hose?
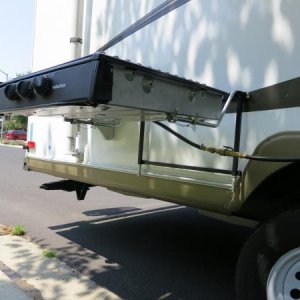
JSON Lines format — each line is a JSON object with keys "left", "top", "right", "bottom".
{"left": 153, "top": 121, "right": 300, "bottom": 163}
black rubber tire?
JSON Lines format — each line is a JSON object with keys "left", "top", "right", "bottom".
{"left": 235, "top": 209, "right": 300, "bottom": 300}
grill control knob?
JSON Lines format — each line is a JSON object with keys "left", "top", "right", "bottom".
{"left": 4, "top": 83, "right": 20, "bottom": 100}
{"left": 16, "top": 80, "right": 34, "bottom": 98}
{"left": 31, "top": 76, "right": 52, "bottom": 96}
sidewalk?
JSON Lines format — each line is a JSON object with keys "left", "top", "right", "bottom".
{"left": 0, "top": 226, "right": 120, "bottom": 300}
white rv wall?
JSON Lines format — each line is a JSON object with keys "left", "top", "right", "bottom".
{"left": 89, "top": 0, "right": 299, "bottom": 92}
{"left": 32, "top": 0, "right": 300, "bottom": 92}
{"left": 86, "top": 0, "right": 300, "bottom": 171}
{"left": 32, "top": 0, "right": 84, "bottom": 71}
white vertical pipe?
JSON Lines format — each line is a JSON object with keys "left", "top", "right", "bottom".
{"left": 70, "top": 0, "right": 84, "bottom": 59}
{"left": 82, "top": 0, "right": 93, "bottom": 56}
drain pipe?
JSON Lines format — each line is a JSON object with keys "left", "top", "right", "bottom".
{"left": 70, "top": 0, "right": 84, "bottom": 59}
{"left": 82, "top": 0, "right": 93, "bottom": 56}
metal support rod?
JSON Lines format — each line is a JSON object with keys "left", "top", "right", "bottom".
{"left": 98, "top": 0, "right": 191, "bottom": 52}
{"left": 197, "top": 90, "right": 244, "bottom": 127}
{"left": 232, "top": 94, "right": 244, "bottom": 176}
{"left": 138, "top": 121, "right": 145, "bottom": 165}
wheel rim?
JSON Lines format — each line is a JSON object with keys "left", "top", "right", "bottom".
{"left": 267, "top": 248, "right": 300, "bottom": 300}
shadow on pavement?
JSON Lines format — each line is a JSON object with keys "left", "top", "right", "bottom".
{"left": 82, "top": 207, "right": 141, "bottom": 217}
{"left": 49, "top": 207, "right": 252, "bottom": 300}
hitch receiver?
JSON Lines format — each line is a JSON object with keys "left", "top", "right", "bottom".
{"left": 40, "top": 180, "right": 94, "bottom": 200}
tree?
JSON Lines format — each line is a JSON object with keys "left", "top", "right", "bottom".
{"left": 4, "top": 115, "right": 28, "bottom": 130}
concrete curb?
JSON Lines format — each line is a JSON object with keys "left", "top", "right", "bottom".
{"left": 0, "top": 233, "right": 121, "bottom": 300}
{"left": 0, "top": 143, "right": 24, "bottom": 149}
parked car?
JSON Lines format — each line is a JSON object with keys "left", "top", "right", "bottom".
{"left": 5, "top": 130, "right": 27, "bottom": 140}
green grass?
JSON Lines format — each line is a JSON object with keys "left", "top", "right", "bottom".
{"left": 11, "top": 225, "right": 26, "bottom": 236}
{"left": 42, "top": 249, "right": 57, "bottom": 258}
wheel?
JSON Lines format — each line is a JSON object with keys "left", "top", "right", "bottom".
{"left": 235, "top": 209, "right": 300, "bottom": 300}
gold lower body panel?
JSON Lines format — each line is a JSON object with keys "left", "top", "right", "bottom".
{"left": 26, "top": 157, "right": 233, "bottom": 214}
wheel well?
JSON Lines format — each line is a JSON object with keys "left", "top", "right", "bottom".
{"left": 235, "top": 162, "right": 300, "bottom": 221}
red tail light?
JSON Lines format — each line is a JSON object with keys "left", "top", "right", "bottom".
{"left": 27, "top": 141, "right": 36, "bottom": 149}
